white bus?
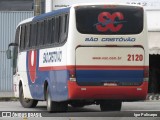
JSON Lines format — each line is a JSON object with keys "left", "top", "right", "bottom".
{"left": 44, "top": 0, "right": 160, "bottom": 100}
{"left": 7, "top": 3, "right": 149, "bottom": 112}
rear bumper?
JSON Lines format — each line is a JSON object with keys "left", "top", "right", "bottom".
{"left": 68, "top": 81, "right": 148, "bottom": 101}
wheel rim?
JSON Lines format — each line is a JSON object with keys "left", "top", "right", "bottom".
{"left": 21, "top": 88, "right": 31, "bottom": 103}
{"left": 47, "top": 89, "right": 51, "bottom": 111}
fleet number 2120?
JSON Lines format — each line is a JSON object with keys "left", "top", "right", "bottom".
{"left": 127, "top": 54, "right": 143, "bottom": 61}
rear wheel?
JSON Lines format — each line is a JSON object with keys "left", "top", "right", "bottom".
{"left": 19, "top": 86, "right": 38, "bottom": 108}
{"left": 46, "top": 86, "right": 68, "bottom": 112}
{"left": 100, "top": 100, "right": 122, "bottom": 111}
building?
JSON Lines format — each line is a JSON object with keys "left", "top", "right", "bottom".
{"left": 0, "top": 0, "right": 33, "bottom": 11}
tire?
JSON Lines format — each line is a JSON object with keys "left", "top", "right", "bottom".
{"left": 46, "top": 86, "right": 68, "bottom": 112}
{"left": 70, "top": 102, "right": 85, "bottom": 108}
{"left": 46, "top": 86, "right": 53, "bottom": 112}
{"left": 19, "top": 86, "right": 38, "bottom": 108}
{"left": 100, "top": 101, "right": 122, "bottom": 111}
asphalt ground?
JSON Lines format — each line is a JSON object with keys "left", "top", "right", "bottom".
{"left": 0, "top": 101, "right": 160, "bottom": 120}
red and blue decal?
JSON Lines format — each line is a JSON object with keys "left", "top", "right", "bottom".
{"left": 75, "top": 65, "right": 145, "bottom": 84}
{"left": 28, "top": 50, "right": 37, "bottom": 83}
{"left": 26, "top": 50, "right": 69, "bottom": 101}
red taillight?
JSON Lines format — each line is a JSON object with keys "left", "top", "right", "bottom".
{"left": 144, "top": 66, "right": 149, "bottom": 81}
{"left": 68, "top": 66, "right": 76, "bottom": 81}
{"left": 69, "top": 69, "right": 75, "bottom": 78}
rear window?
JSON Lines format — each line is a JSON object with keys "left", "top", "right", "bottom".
{"left": 75, "top": 5, "right": 143, "bottom": 35}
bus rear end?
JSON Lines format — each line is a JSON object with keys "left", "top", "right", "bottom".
{"left": 67, "top": 4, "right": 149, "bottom": 110}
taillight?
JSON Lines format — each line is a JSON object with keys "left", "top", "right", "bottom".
{"left": 69, "top": 66, "right": 76, "bottom": 81}
{"left": 144, "top": 66, "right": 149, "bottom": 81}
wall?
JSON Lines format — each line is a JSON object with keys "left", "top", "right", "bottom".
{"left": 0, "top": 11, "right": 33, "bottom": 97}
{"left": 46, "top": 0, "right": 160, "bottom": 12}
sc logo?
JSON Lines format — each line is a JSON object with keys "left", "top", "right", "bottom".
{"left": 96, "top": 12, "right": 125, "bottom": 32}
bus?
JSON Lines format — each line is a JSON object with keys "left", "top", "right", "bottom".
{"left": 7, "top": 3, "right": 149, "bottom": 112}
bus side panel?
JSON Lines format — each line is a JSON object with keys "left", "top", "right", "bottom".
{"left": 25, "top": 47, "right": 69, "bottom": 101}
{"left": 17, "top": 52, "right": 32, "bottom": 99}
{"left": 25, "top": 50, "right": 44, "bottom": 100}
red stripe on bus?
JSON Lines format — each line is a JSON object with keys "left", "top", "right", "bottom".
{"left": 39, "top": 65, "right": 149, "bottom": 71}
{"left": 39, "top": 65, "right": 74, "bottom": 71}
{"left": 76, "top": 65, "right": 148, "bottom": 70}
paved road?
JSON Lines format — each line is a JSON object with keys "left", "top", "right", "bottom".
{"left": 0, "top": 101, "right": 160, "bottom": 120}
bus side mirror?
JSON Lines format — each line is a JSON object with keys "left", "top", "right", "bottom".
{"left": 6, "top": 49, "right": 12, "bottom": 59}
{"left": 6, "top": 43, "right": 18, "bottom": 59}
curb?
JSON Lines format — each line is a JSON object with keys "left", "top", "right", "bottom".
{"left": 0, "top": 97, "right": 18, "bottom": 101}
